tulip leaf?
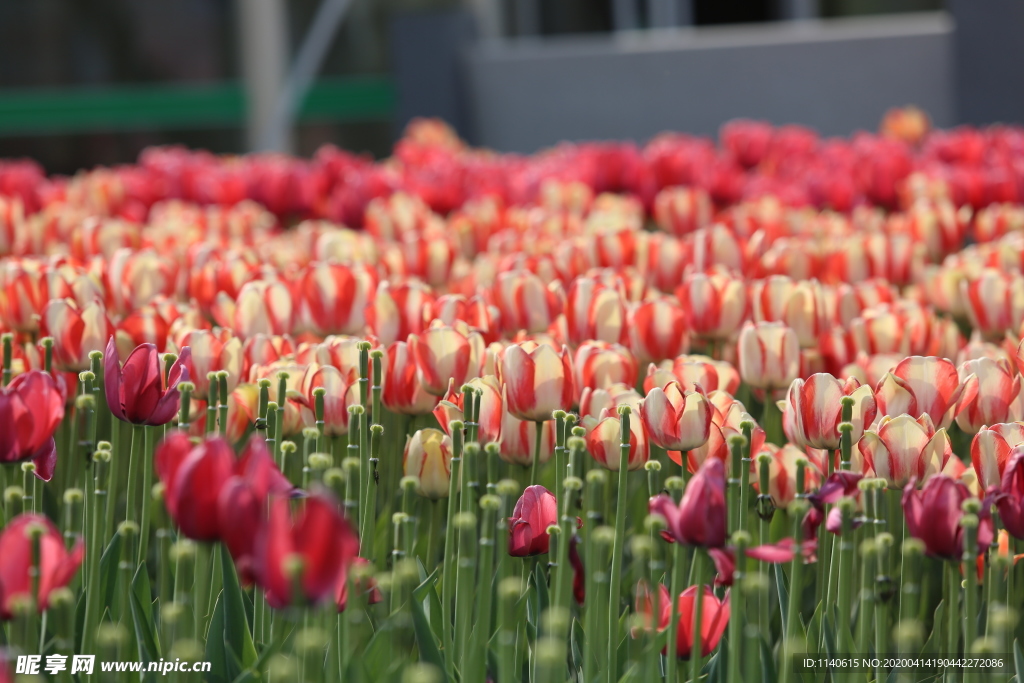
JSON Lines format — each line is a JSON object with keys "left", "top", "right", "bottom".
{"left": 922, "top": 600, "right": 944, "bottom": 655}
{"left": 533, "top": 560, "right": 550, "bottom": 614}
{"left": 806, "top": 600, "right": 823, "bottom": 656}
{"left": 98, "top": 529, "right": 123, "bottom": 611}
{"left": 774, "top": 563, "right": 789, "bottom": 629}
{"left": 570, "top": 618, "right": 585, "bottom": 677}
{"left": 707, "top": 640, "right": 724, "bottom": 683}
{"left": 410, "top": 572, "right": 447, "bottom": 678}
{"left": 205, "top": 593, "right": 243, "bottom": 683}
{"left": 129, "top": 563, "right": 161, "bottom": 667}
{"left": 759, "top": 633, "right": 778, "bottom": 683}
{"left": 1014, "top": 639, "right": 1024, "bottom": 683}
{"left": 219, "top": 546, "right": 258, "bottom": 669}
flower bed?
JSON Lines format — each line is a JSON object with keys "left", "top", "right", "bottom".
{"left": 0, "top": 109, "right": 1023, "bottom": 682}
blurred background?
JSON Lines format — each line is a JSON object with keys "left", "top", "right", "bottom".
{"left": 0, "top": 0, "right": 1016, "bottom": 173}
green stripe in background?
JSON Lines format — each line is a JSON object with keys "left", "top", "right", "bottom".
{"left": 0, "top": 76, "right": 395, "bottom": 135}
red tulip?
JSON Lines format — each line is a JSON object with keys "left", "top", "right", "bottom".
{"left": 584, "top": 407, "right": 650, "bottom": 472}
{"left": 366, "top": 280, "right": 435, "bottom": 347}
{"left": 498, "top": 386, "right": 556, "bottom": 466}
{"left": 971, "top": 422, "right": 1024, "bottom": 492}
{"left": 961, "top": 268, "right": 1024, "bottom": 341}
{"left": 433, "top": 375, "right": 503, "bottom": 445}
{"left": 996, "top": 447, "right": 1024, "bottom": 539}
{"left": 104, "top": 337, "right": 191, "bottom": 426}
{"left": 653, "top": 186, "right": 713, "bottom": 236}
{"left": 0, "top": 513, "right": 84, "bottom": 618}
{"left": 508, "top": 485, "right": 559, "bottom": 556}
{"left": 493, "top": 269, "right": 564, "bottom": 335}
{"left": 859, "top": 414, "right": 953, "bottom": 488}
{"left": 382, "top": 340, "right": 440, "bottom": 416}
{"left": 902, "top": 474, "right": 992, "bottom": 560}
{"left": 640, "top": 380, "right": 713, "bottom": 452}
{"left": 673, "top": 586, "right": 730, "bottom": 659}
{"left": 254, "top": 493, "right": 360, "bottom": 608}
{"left": 737, "top": 321, "right": 799, "bottom": 392}
{"left": 500, "top": 341, "right": 574, "bottom": 423}
{"left": 643, "top": 355, "right": 740, "bottom": 395}
{"left": 410, "top": 324, "right": 484, "bottom": 397}
{"left": 649, "top": 458, "right": 726, "bottom": 548}
{"left": 892, "top": 356, "right": 976, "bottom": 428}
{"left": 40, "top": 297, "right": 115, "bottom": 372}
{"left": 676, "top": 269, "right": 746, "bottom": 341}
{"left": 573, "top": 341, "right": 638, "bottom": 402}
{"left": 707, "top": 538, "right": 804, "bottom": 586}
{"left": 334, "top": 557, "right": 383, "bottom": 612}
{"left": 297, "top": 262, "right": 378, "bottom": 336}
{"left": 300, "top": 363, "right": 360, "bottom": 436}
{"left": 781, "top": 374, "right": 876, "bottom": 450}
{"left": 628, "top": 297, "right": 688, "bottom": 364}
{"left": 212, "top": 279, "right": 294, "bottom": 339}
{"left": 633, "top": 580, "right": 672, "bottom": 634}
{"left": 173, "top": 328, "right": 242, "bottom": 401}
{"left": 955, "top": 358, "right": 1022, "bottom": 434}
{"left": 750, "top": 444, "right": 824, "bottom": 509}
{"left": 563, "top": 275, "right": 629, "bottom": 345}
{"left": 0, "top": 370, "right": 65, "bottom": 481}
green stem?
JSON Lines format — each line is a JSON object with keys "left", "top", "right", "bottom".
{"left": 467, "top": 498, "right": 499, "bottom": 683}
{"left": 690, "top": 549, "right": 706, "bottom": 683}
{"left": 441, "top": 439, "right": 463, "bottom": 678}
{"left": 137, "top": 426, "right": 155, "bottom": 565}
{"left": 124, "top": 423, "right": 144, "bottom": 563}
{"left": 530, "top": 420, "right": 544, "bottom": 487}
{"left": 667, "top": 540, "right": 685, "bottom": 683}
{"left": 454, "top": 512, "right": 477, "bottom": 673}
{"left": 606, "top": 408, "right": 631, "bottom": 679}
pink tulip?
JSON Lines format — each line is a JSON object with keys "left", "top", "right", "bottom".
{"left": 955, "top": 358, "right": 1021, "bottom": 434}
{"left": 858, "top": 414, "right": 953, "bottom": 488}
{"left": 970, "top": 422, "right": 1024, "bottom": 491}
{"left": 584, "top": 407, "right": 650, "bottom": 472}
{"left": 781, "top": 373, "right": 876, "bottom": 450}
{"left": 640, "top": 381, "right": 713, "bottom": 452}
{"left": 891, "top": 356, "right": 977, "bottom": 427}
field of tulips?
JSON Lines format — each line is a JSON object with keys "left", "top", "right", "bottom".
{"left": 5, "top": 108, "right": 1024, "bottom": 682}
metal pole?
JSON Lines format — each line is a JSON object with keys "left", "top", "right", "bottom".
{"left": 261, "top": 0, "right": 354, "bottom": 153}
{"left": 236, "top": 0, "right": 290, "bottom": 153}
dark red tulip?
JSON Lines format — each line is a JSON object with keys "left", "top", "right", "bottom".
{"left": 334, "top": 557, "right": 383, "bottom": 612}
{"left": 0, "top": 514, "right": 84, "bottom": 619}
{"left": 509, "top": 485, "right": 559, "bottom": 557}
{"left": 104, "top": 336, "right": 191, "bottom": 425}
{"left": 801, "top": 470, "right": 864, "bottom": 540}
{"left": 675, "top": 586, "right": 730, "bottom": 659}
{"left": 569, "top": 537, "right": 585, "bottom": 605}
{"left": 902, "top": 475, "right": 993, "bottom": 560}
{"left": 254, "top": 492, "right": 360, "bottom": 608}
{"left": 0, "top": 370, "right": 65, "bottom": 481}
{"left": 155, "top": 433, "right": 292, "bottom": 567}
{"left": 649, "top": 458, "right": 727, "bottom": 548}
{"left": 995, "top": 447, "right": 1024, "bottom": 540}
{"left": 707, "top": 538, "right": 806, "bottom": 586}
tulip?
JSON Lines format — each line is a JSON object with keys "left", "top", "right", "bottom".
{"left": 996, "top": 447, "right": 1024, "bottom": 539}
{"left": 573, "top": 341, "right": 638, "bottom": 402}
{"left": 971, "top": 422, "right": 1024, "bottom": 492}
{"left": 0, "top": 514, "right": 85, "bottom": 618}
{"left": 649, "top": 458, "right": 727, "bottom": 548}
{"left": 298, "top": 262, "right": 378, "bottom": 336}
{"left": 174, "top": 328, "right": 242, "bottom": 401}
{"left": 628, "top": 296, "right": 688, "bottom": 364}
{"left": 653, "top": 186, "right": 713, "bottom": 236}
{"left": 584, "top": 408, "right": 650, "bottom": 472}
{"left": 403, "top": 428, "right": 454, "bottom": 499}
{"left": 366, "top": 280, "right": 435, "bottom": 347}
{"left": 902, "top": 474, "right": 992, "bottom": 560}
{"left": 0, "top": 259, "right": 72, "bottom": 334}
{"left": 858, "top": 414, "right": 953, "bottom": 488}
{"left": 873, "top": 371, "right": 917, "bottom": 419}
{"left": 751, "top": 443, "right": 824, "bottom": 508}
{"left": 0, "top": 370, "right": 65, "bottom": 481}
{"left": 334, "top": 557, "right": 383, "bottom": 612}
{"left": 309, "top": 335, "right": 369, "bottom": 381}
{"left": 579, "top": 383, "right": 642, "bottom": 421}
{"left": 848, "top": 303, "right": 928, "bottom": 357}
{"left": 961, "top": 268, "right": 1024, "bottom": 341}
{"left": 115, "top": 304, "right": 170, "bottom": 360}
{"left": 247, "top": 361, "right": 313, "bottom": 436}
{"left": 410, "top": 324, "right": 484, "bottom": 397}
{"left": 508, "top": 485, "right": 558, "bottom": 556}
{"left": 254, "top": 493, "right": 360, "bottom": 608}
{"left": 106, "top": 248, "right": 178, "bottom": 315}
{"left": 673, "top": 587, "right": 730, "bottom": 659}
{"left": 155, "top": 433, "right": 291, "bottom": 547}
{"left": 433, "top": 375, "right": 503, "bottom": 445}
{"left": 498, "top": 393, "right": 555, "bottom": 466}
{"left": 640, "top": 381, "right": 713, "bottom": 452}
{"left": 563, "top": 276, "right": 629, "bottom": 345}
{"left": 737, "top": 321, "right": 800, "bottom": 391}
{"left": 382, "top": 341, "right": 440, "bottom": 416}
{"left": 493, "top": 269, "right": 564, "bottom": 335}
{"left": 104, "top": 337, "right": 191, "bottom": 426}
{"left": 643, "top": 355, "right": 740, "bottom": 395}
{"left": 707, "top": 538, "right": 807, "bottom": 586}
{"left": 500, "top": 341, "right": 574, "bottom": 423}
{"left": 39, "top": 298, "right": 115, "bottom": 372}
{"left": 781, "top": 374, "right": 876, "bottom": 450}
{"left": 750, "top": 276, "right": 828, "bottom": 349}
{"left": 432, "top": 293, "right": 502, "bottom": 345}
{"left": 892, "top": 356, "right": 976, "bottom": 427}
{"left": 212, "top": 279, "right": 291, "bottom": 340}
{"left": 301, "top": 363, "right": 360, "bottom": 436}
{"left": 955, "top": 358, "right": 1022, "bottom": 434}
{"left": 676, "top": 269, "right": 746, "bottom": 341}
{"left": 633, "top": 580, "right": 672, "bottom": 634}
{"left": 241, "top": 334, "right": 295, "bottom": 379}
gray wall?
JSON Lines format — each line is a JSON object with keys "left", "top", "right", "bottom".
{"left": 463, "top": 12, "right": 954, "bottom": 152}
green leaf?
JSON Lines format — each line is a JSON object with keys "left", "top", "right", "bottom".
{"left": 806, "top": 600, "right": 822, "bottom": 657}
{"left": 570, "top": 618, "right": 585, "bottom": 677}
{"left": 1014, "top": 639, "right": 1024, "bottom": 683}
{"left": 219, "top": 545, "right": 258, "bottom": 669}
{"left": 205, "top": 593, "right": 242, "bottom": 683}
{"left": 361, "top": 620, "right": 396, "bottom": 681}
{"left": 774, "top": 563, "right": 789, "bottom": 630}
{"left": 129, "top": 563, "right": 161, "bottom": 667}
{"left": 410, "top": 571, "right": 447, "bottom": 677}
{"left": 759, "top": 633, "right": 778, "bottom": 683}
{"left": 533, "top": 560, "right": 550, "bottom": 614}
{"left": 707, "top": 639, "right": 725, "bottom": 683}
{"left": 98, "top": 530, "right": 123, "bottom": 612}
{"left": 922, "top": 600, "right": 945, "bottom": 656}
